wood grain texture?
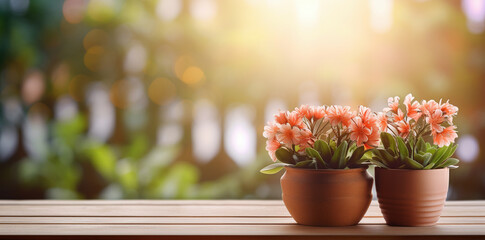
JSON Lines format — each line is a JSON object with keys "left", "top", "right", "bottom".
{"left": 0, "top": 200, "right": 484, "bottom": 239}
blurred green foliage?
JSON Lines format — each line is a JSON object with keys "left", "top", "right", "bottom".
{"left": 0, "top": 0, "right": 485, "bottom": 199}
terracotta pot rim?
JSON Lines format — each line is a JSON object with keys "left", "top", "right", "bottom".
{"left": 375, "top": 167, "right": 449, "bottom": 172}
{"left": 284, "top": 166, "right": 368, "bottom": 173}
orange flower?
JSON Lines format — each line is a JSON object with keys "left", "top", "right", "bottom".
{"left": 393, "top": 109, "right": 405, "bottom": 122}
{"left": 263, "top": 122, "right": 279, "bottom": 140}
{"left": 364, "top": 128, "right": 380, "bottom": 149}
{"left": 276, "top": 123, "right": 302, "bottom": 147}
{"left": 274, "top": 111, "right": 287, "bottom": 124}
{"left": 350, "top": 117, "right": 372, "bottom": 146}
{"left": 440, "top": 100, "right": 458, "bottom": 116}
{"left": 326, "top": 105, "right": 354, "bottom": 127}
{"left": 420, "top": 100, "right": 440, "bottom": 116}
{"left": 297, "top": 128, "right": 314, "bottom": 145}
{"left": 287, "top": 111, "right": 303, "bottom": 127}
{"left": 377, "top": 112, "right": 388, "bottom": 132}
{"left": 396, "top": 120, "right": 411, "bottom": 138}
{"left": 359, "top": 106, "right": 376, "bottom": 128}
{"left": 296, "top": 105, "right": 311, "bottom": 119}
{"left": 404, "top": 94, "right": 422, "bottom": 121}
{"left": 432, "top": 126, "right": 458, "bottom": 147}
{"left": 313, "top": 106, "right": 326, "bottom": 120}
{"left": 440, "top": 100, "right": 458, "bottom": 124}
{"left": 426, "top": 109, "right": 444, "bottom": 134}
{"left": 296, "top": 105, "right": 326, "bottom": 120}
{"left": 384, "top": 96, "right": 400, "bottom": 113}
{"left": 265, "top": 139, "right": 281, "bottom": 162}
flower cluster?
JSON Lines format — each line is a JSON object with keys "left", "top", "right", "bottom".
{"left": 263, "top": 105, "right": 380, "bottom": 162}
{"left": 379, "top": 94, "right": 458, "bottom": 147}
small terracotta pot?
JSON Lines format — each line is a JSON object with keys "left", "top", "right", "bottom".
{"left": 375, "top": 167, "right": 449, "bottom": 226}
{"left": 280, "top": 166, "right": 373, "bottom": 226}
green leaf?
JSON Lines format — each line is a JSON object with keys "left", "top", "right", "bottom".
{"left": 404, "top": 157, "right": 424, "bottom": 169}
{"left": 397, "top": 137, "right": 409, "bottom": 161}
{"left": 414, "top": 153, "right": 425, "bottom": 164}
{"left": 260, "top": 163, "right": 287, "bottom": 174}
{"left": 295, "top": 160, "right": 314, "bottom": 167}
{"left": 329, "top": 140, "right": 337, "bottom": 154}
{"left": 275, "top": 148, "right": 295, "bottom": 164}
{"left": 378, "top": 149, "right": 395, "bottom": 162}
{"left": 416, "top": 137, "right": 426, "bottom": 153}
{"left": 437, "top": 158, "right": 460, "bottom": 169}
{"left": 305, "top": 147, "right": 326, "bottom": 167}
{"left": 380, "top": 132, "right": 396, "bottom": 153}
{"left": 348, "top": 146, "right": 365, "bottom": 167}
{"left": 314, "top": 140, "right": 332, "bottom": 163}
{"left": 428, "top": 145, "right": 449, "bottom": 166}
{"left": 423, "top": 162, "right": 435, "bottom": 170}
{"left": 347, "top": 142, "right": 357, "bottom": 157}
{"left": 426, "top": 144, "right": 437, "bottom": 155}
{"left": 438, "top": 144, "right": 457, "bottom": 166}
{"left": 370, "top": 157, "right": 389, "bottom": 168}
{"left": 406, "top": 138, "right": 414, "bottom": 157}
{"left": 422, "top": 152, "right": 433, "bottom": 166}
{"left": 330, "top": 141, "right": 348, "bottom": 169}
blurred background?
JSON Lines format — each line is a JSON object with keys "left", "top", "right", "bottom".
{"left": 0, "top": 0, "right": 484, "bottom": 199}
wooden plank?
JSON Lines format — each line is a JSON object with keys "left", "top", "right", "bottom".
{"left": 0, "top": 224, "right": 484, "bottom": 236}
{"left": 0, "top": 200, "right": 483, "bottom": 206}
{"left": 1, "top": 204, "right": 484, "bottom": 217}
{"left": 1, "top": 216, "right": 485, "bottom": 225}
{"left": 0, "top": 200, "right": 284, "bottom": 206}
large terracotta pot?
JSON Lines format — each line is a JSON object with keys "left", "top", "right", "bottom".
{"left": 375, "top": 167, "right": 449, "bottom": 226}
{"left": 280, "top": 166, "right": 373, "bottom": 226}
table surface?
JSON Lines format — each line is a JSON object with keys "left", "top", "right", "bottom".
{"left": 0, "top": 200, "right": 484, "bottom": 240}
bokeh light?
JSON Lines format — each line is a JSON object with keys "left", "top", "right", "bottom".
{"left": 22, "top": 70, "right": 45, "bottom": 104}
{"left": 156, "top": 0, "right": 182, "bottom": 21}
{"left": 148, "top": 78, "right": 177, "bottom": 106}
{"left": 181, "top": 66, "right": 205, "bottom": 86}
{"left": 192, "top": 99, "right": 220, "bottom": 163}
{"left": 456, "top": 135, "right": 480, "bottom": 163}
{"left": 224, "top": 105, "right": 257, "bottom": 167}
{"left": 63, "top": 0, "right": 87, "bottom": 24}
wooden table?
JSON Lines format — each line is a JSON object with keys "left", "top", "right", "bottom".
{"left": 0, "top": 200, "right": 484, "bottom": 239}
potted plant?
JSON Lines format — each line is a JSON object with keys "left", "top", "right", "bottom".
{"left": 371, "top": 94, "right": 460, "bottom": 226}
{"left": 260, "top": 105, "right": 378, "bottom": 226}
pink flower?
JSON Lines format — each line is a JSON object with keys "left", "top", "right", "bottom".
{"left": 364, "top": 128, "right": 380, "bottom": 149}
{"left": 393, "top": 109, "right": 405, "bottom": 122}
{"left": 440, "top": 100, "right": 458, "bottom": 116}
{"left": 433, "top": 126, "right": 458, "bottom": 147}
{"left": 426, "top": 109, "right": 444, "bottom": 134}
{"left": 313, "top": 106, "right": 326, "bottom": 120}
{"left": 276, "top": 123, "right": 302, "bottom": 147}
{"left": 396, "top": 120, "right": 411, "bottom": 138}
{"left": 384, "top": 96, "right": 400, "bottom": 113}
{"left": 265, "top": 139, "right": 281, "bottom": 162}
{"left": 274, "top": 111, "right": 287, "bottom": 124}
{"left": 297, "top": 128, "right": 313, "bottom": 144}
{"left": 350, "top": 117, "right": 372, "bottom": 146}
{"left": 420, "top": 100, "right": 440, "bottom": 117}
{"left": 287, "top": 111, "right": 303, "bottom": 128}
{"left": 359, "top": 106, "right": 376, "bottom": 128}
{"left": 296, "top": 105, "right": 311, "bottom": 119}
{"left": 377, "top": 112, "right": 388, "bottom": 132}
{"left": 263, "top": 122, "right": 279, "bottom": 140}
{"left": 296, "top": 105, "right": 326, "bottom": 120}
{"left": 440, "top": 100, "right": 458, "bottom": 124}
{"left": 326, "top": 105, "right": 354, "bottom": 127}
{"left": 404, "top": 94, "right": 422, "bottom": 121}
